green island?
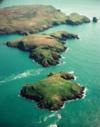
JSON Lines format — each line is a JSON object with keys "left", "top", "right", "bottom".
{"left": 20, "top": 72, "right": 85, "bottom": 111}
{"left": 0, "top": 5, "right": 90, "bottom": 35}
{"left": 6, "top": 31, "right": 79, "bottom": 67}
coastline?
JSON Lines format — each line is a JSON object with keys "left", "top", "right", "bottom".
{"left": 0, "top": 1, "right": 100, "bottom": 127}
{"left": 61, "top": 87, "right": 87, "bottom": 110}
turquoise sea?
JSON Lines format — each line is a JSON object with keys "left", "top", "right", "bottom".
{"left": 0, "top": 0, "right": 100, "bottom": 127}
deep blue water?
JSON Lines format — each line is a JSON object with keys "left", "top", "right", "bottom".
{"left": 0, "top": 1, "right": 100, "bottom": 127}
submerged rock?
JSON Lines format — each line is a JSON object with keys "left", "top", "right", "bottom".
{"left": 6, "top": 31, "right": 78, "bottom": 67}
{"left": 20, "top": 72, "right": 85, "bottom": 111}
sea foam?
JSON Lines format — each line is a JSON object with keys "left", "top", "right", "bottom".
{"left": 0, "top": 68, "right": 43, "bottom": 85}
{"left": 43, "top": 112, "right": 56, "bottom": 122}
{"left": 48, "top": 124, "right": 58, "bottom": 127}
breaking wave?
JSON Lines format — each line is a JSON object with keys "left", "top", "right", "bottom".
{"left": 69, "top": 71, "right": 74, "bottom": 74}
{"left": 47, "top": 113, "right": 62, "bottom": 127}
{"left": 0, "top": 68, "right": 43, "bottom": 85}
{"left": 58, "top": 61, "right": 66, "bottom": 66}
{"left": 48, "top": 124, "right": 58, "bottom": 127}
{"left": 82, "top": 87, "right": 88, "bottom": 99}
{"left": 43, "top": 113, "right": 56, "bottom": 122}
{"left": 43, "top": 112, "right": 62, "bottom": 122}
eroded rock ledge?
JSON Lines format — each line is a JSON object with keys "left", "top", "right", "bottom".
{"left": 20, "top": 72, "right": 85, "bottom": 111}
{"left": 0, "top": 5, "right": 90, "bottom": 35}
{"left": 6, "top": 31, "right": 78, "bottom": 67}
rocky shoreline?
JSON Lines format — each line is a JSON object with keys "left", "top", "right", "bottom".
{"left": 0, "top": 5, "right": 88, "bottom": 111}
{"left": 6, "top": 31, "right": 78, "bottom": 67}
{"left": 20, "top": 72, "right": 85, "bottom": 111}
{"left": 0, "top": 5, "right": 90, "bottom": 35}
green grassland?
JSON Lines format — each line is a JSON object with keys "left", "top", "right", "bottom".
{"left": 20, "top": 72, "right": 84, "bottom": 111}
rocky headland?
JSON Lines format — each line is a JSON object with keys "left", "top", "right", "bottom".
{"left": 0, "top": 5, "right": 90, "bottom": 35}
{"left": 66, "top": 13, "right": 90, "bottom": 25}
{"left": 20, "top": 72, "right": 85, "bottom": 111}
{"left": 6, "top": 31, "right": 78, "bottom": 67}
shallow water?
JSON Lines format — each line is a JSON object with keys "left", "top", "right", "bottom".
{"left": 0, "top": 0, "right": 100, "bottom": 127}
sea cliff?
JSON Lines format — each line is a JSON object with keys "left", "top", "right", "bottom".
{"left": 6, "top": 31, "right": 78, "bottom": 67}
{"left": 20, "top": 72, "right": 85, "bottom": 111}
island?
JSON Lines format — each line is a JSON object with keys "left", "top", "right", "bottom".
{"left": 6, "top": 31, "right": 79, "bottom": 67}
{"left": 0, "top": 5, "right": 90, "bottom": 35}
{"left": 20, "top": 72, "right": 85, "bottom": 111}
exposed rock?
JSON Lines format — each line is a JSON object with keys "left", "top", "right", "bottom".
{"left": 6, "top": 31, "right": 78, "bottom": 67}
{"left": 66, "top": 13, "right": 90, "bottom": 25}
{"left": 60, "top": 72, "right": 75, "bottom": 80}
{"left": 20, "top": 72, "right": 85, "bottom": 111}
{"left": 50, "top": 31, "right": 79, "bottom": 40}
{"left": 92, "top": 17, "right": 98, "bottom": 23}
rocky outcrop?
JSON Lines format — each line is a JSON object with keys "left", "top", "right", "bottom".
{"left": 48, "top": 72, "right": 75, "bottom": 80}
{"left": 20, "top": 72, "right": 85, "bottom": 111}
{"left": 92, "top": 17, "right": 98, "bottom": 23}
{"left": 6, "top": 31, "right": 78, "bottom": 67}
{"left": 66, "top": 13, "right": 90, "bottom": 25}
{"left": 50, "top": 31, "right": 79, "bottom": 40}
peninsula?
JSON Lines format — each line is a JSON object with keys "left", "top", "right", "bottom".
{"left": 0, "top": 5, "right": 90, "bottom": 35}
{"left": 6, "top": 31, "right": 78, "bottom": 67}
{"left": 20, "top": 72, "right": 85, "bottom": 111}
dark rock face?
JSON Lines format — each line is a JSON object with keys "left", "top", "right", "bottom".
{"left": 50, "top": 31, "right": 79, "bottom": 40}
{"left": 60, "top": 72, "right": 75, "bottom": 80}
{"left": 6, "top": 31, "right": 78, "bottom": 67}
{"left": 48, "top": 72, "right": 75, "bottom": 80}
{"left": 20, "top": 72, "right": 85, "bottom": 111}
{"left": 92, "top": 17, "right": 98, "bottom": 23}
